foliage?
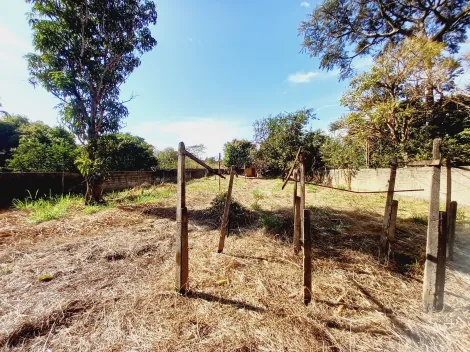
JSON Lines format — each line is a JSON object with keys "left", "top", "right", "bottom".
{"left": 253, "top": 108, "right": 324, "bottom": 175}
{"left": 7, "top": 122, "right": 79, "bottom": 172}
{"left": 156, "top": 147, "right": 178, "bottom": 170}
{"left": 0, "top": 115, "right": 30, "bottom": 169}
{"left": 102, "top": 133, "right": 157, "bottom": 171}
{"left": 320, "top": 135, "right": 364, "bottom": 170}
{"left": 339, "top": 39, "right": 463, "bottom": 163}
{"left": 223, "top": 139, "right": 254, "bottom": 168}
{"left": 299, "top": 0, "right": 470, "bottom": 79}
{"left": 26, "top": 0, "right": 158, "bottom": 203}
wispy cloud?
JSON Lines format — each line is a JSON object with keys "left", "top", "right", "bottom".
{"left": 187, "top": 37, "right": 193, "bottom": 42}
{"left": 287, "top": 71, "right": 318, "bottom": 83}
{"left": 300, "top": 2, "right": 310, "bottom": 7}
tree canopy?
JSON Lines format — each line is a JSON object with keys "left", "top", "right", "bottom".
{"left": 0, "top": 115, "right": 31, "bottom": 170}
{"left": 26, "top": 0, "right": 158, "bottom": 202}
{"left": 299, "top": 0, "right": 470, "bottom": 78}
{"left": 223, "top": 139, "right": 254, "bottom": 168}
{"left": 7, "top": 122, "right": 79, "bottom": 172}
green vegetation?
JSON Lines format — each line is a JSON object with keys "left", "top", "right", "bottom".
{"left": 223, "top": 139, "right": 254, "bottom": 168}
{"left": 26, "top": 0, "right": 158, "bottom": 203}
{"left": 13, "top": 185, "right": 176, "bottom": 224}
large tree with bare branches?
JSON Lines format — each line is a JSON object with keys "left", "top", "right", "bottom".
{"left": 25, "top": 0, "right": 157, "bottom": 203}
{"left": 299, "top": 0, "right": 470, "bottom": 79}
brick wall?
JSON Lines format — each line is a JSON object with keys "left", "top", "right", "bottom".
{"left": 0, "top": 169, "right": 212, "bottom": 207}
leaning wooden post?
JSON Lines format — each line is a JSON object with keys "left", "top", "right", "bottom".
{"left": 293, "top": 169, "right": 301, "bottom": 254}
{"left": 303, "top": 209, "right": 312, "bottom": 305}
{"left": 176, "top": 142, "right": 189, "bottom": 294}
{"left": 388, "top": 200, "right": 399, "bottom": 259}
{"left": 300, "top": 154, "right": 306, "bottom": 242}
{"left": 436, "top": 211, "right": 447, "bottom": 310}
{"left": 422, "top": 138, "right": 442, "bottom": 312}
{"left": 448, "top": 201, "right": 458, "bottom": 260}
{"left": 218, "top": 166, "right": 235, "bottom": 253}
{"left": 380, "top": 157, "right": 397, "bottom": 261}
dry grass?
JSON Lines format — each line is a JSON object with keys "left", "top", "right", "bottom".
{"left": 0, "top": 177, "right": 469, "bottom": 351}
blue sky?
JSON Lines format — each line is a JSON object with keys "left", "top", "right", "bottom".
{"left": 0, "top": 1, "right": 381, "bottom": 157}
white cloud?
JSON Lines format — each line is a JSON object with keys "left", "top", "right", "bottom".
{"left": 187, "top": 37, "right": 193, "bottom": 42}
{"left": 124, "top": 117, "right": 252, "bottom": 157}
{"left": 287, "top": 71, "right": 318, "bottom": 83}
{"left": 300, "top": 2, "right": 310, "bottom": 7}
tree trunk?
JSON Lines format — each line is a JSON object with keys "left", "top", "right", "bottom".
{"left": 84, "top": 137, "right": 104, "bottom": 204}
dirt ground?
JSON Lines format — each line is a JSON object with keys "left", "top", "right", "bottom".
{"left": 0, "top": 177, "right": 469, "bottom": 352}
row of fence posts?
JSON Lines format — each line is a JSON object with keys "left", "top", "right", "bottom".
{"left": 379, "top": 138, "right": 458, "bottom": 312}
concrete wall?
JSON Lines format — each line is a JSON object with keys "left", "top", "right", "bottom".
{"left": 0, "top": 169, "right": 211, "bottom": 207}
{"left": 327, "top": 166, "right": 470, "bottom": 205}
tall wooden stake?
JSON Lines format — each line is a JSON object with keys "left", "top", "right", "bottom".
{"left": 380, "top": 157, "right": 397, "bottom": 261}
{"left": 300, "top": 154, "right": 306, "bottom": 242}
{"left": 218, "top": 153, "right": 221, "bottom": 193}
{"left": 176, "top": 142, "right": 189, "bottom": 294}
{"left": 388, "top": 200, "right": 399, "bottom": 259}
{"left": 448, "top": 201, "right": 458, "bottom": 260}
{"left": 218, "top": 166, "right": 235, "bottom": 253}
{"left": 436, "top": 211, "right": 447, "bottom": 310}
{"left": 422, "top": 138, "right": 442, "bottom": 312}
{"left": 303, "top": 209, "right": 312, "bottom": 305}
{"left": 293, "top": 170, "right": 301, "bottom": 254}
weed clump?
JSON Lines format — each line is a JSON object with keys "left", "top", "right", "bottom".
{"left": 205, "top": 193, "right": 257, "bottom": 232}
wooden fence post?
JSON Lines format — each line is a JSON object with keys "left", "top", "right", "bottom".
{"left": 436, "top": 211, "right": 447, "bottom": 311}
{"left": 303, "top": 209, "right": 312, "bottom": 305}
{"left": 380, "top": 157, "right": 397, "bottom": 261}
{"left": 218, "top": 153, "right": 221, "bottom": 193}
{"left": 300, "top": 154, "right": 306, "bottom": 243}
{"left": 176, "top": 142, "right": 189, "bottom": 294}
{"left": 217, "top": 166, "right": 235, "bottom": 253}
{"left": 448, "top": 201, "right": 458, "bottom": 260}
{"left": 422, "top": 138, "right": 442, "bottom": 312}
{"left": 293, "top": 170, "right": 301, "bottom": 253}
{"left": 388, "top": 200, "right": 399, "bottom": 259}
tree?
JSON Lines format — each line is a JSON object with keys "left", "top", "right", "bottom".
{"left": 299, "top": 0, "right": 470, "bottom": 79}
{"left": 102, "top": 133, "right": 157, "bottom": 171}
{"left": 253, "top": 109, "right": 323, "bottom": 175}
{"left": 223, "top": 139, "right": 254, "bottom": 168}
{"left": 156, "top": 147, "right": 178, "bottom": 170}
{"left": 26, "top": 0, "right": 158, "bottom": 203}
{"left": 0, "top": 115, "right": 30, "bottom": 170}
{"left": 7, "top": 122, "right": 78, "bottom": 172}
{"left": 340, "top": 39, "right": 461, "bottom": 161}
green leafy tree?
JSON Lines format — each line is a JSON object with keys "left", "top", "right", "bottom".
{"left": 102, "top": 133, "right": 157, "bottom": 171}
{"left": 0, "top": 115, "right": 30, "bottom": 170}
{"left": 253, "top": 109, "right": 324, "bottom": 176}
{"left": 223, "top": 139, "right": 254, "bottom": 168}
{"left": 7, "top": 122, "right": 78, "bottom": 172}
{"left": 26, "top": 0, "right": 158, "bottom": 203}
{"left": 156, "top": 147, "right": 178, "bottom": 170}
{"left": 340, "top": 39, "right": 461, "bottom": 162}
{"left": 299, "top": 0, "right": 470, "bottom": 79}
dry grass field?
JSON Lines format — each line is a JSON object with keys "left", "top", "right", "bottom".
{"left": 1, "top": 177, "right": 469, "bottom": 352}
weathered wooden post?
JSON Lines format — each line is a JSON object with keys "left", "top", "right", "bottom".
{"left": 300, "top": 153, "right": 306, "bottom": 242}
{"left": 218, "top": 166, "right": 235, "bottom": 253}
{"left": 448, "top": 201, "right": 458, "bottom": 260}
{"left": 303, "top": 209, "right": 312, "bottom": 305}
{"left": 388, "top": 200, "right": 399, "bottom": 259}
{"left": 293, "top": 169, "right": 301, "bottom": 254}
{"left": 176, "top": 142, "right": 189, "bottom": 294}
{"left": 218, "top": 152, "right": 221, "bottom": 193}
{"left": 380, "top": 157, "right": 397, "bottom": 261}
{"left": 422, "top": 138, "right": 442, "bottom": 312}
{"left": 436, "top": 211, "right": 447, "bottom": 310}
